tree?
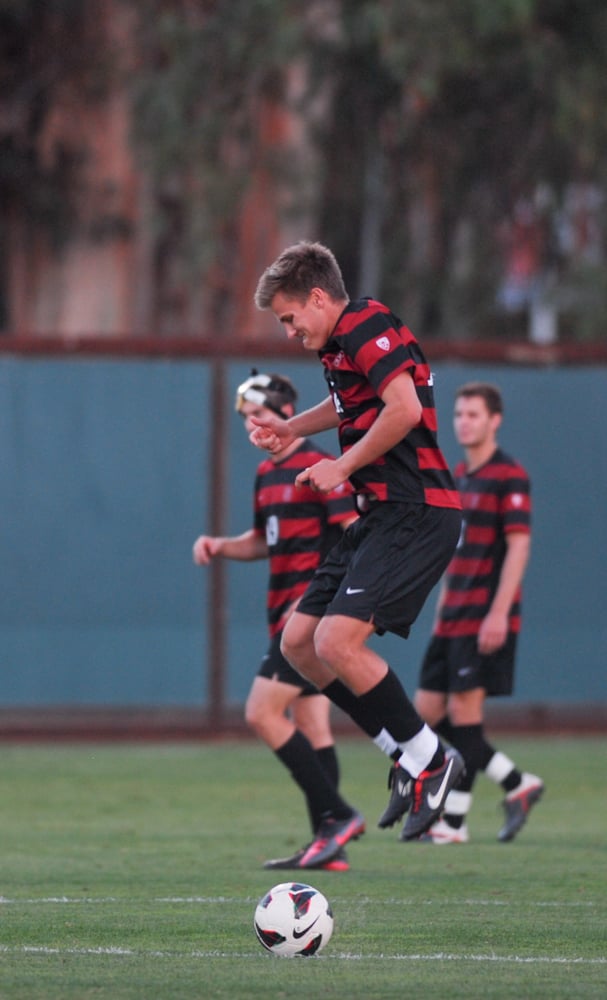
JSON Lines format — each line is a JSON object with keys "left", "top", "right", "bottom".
{"left": 3, "top": 0, "right": 606, "bottom": 339}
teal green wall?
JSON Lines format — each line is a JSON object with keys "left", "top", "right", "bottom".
{"left": 1, "top": 356, "right": 605, "bottom": 707}
{"left": 0, "top": 359, "right": 210, "bottom": 704}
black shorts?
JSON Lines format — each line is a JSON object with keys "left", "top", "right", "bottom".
{"left": 297, "top": 502, "right": 462, "bottom": 640}
{"left": 258, "top": 632, "right": 319, "bottom": 696}
{"left": 418, "top": 633, "right": 518, "bottom": 697}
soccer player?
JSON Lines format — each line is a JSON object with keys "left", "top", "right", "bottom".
{"left": 407, "top": 382, "right": 544, "bottom": 843}
{"left": 250, "top": 241, "right": 464, "bottom": 869}
{"left": 193, "top": 370, "right": 358, "bottom": 870}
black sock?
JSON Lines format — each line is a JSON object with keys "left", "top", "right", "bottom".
{"left": 357, "top": 668, "right": 423, "bottom": 743}
{"left": 322, "top": 679, "right": 382, "bottom": 738}
{"left": 315, "top": 744, "right": 340, "bottom": 791}
{"left": 437, "top": 723, "right": 489, "bottom": 829}
{"left": 275, "top": 731, "right": 353, "bottom": 828}
{"left": 446, "top": 724, "right": 488, "bottom": 792}
{"left": 502, "top": 768, "right": 523, "bottom": 793}
{"left": 435, "top": 715, "right": 456, "bottom": 744}
{"left": 426, "top": 745, "right": 446, "bottom": 771}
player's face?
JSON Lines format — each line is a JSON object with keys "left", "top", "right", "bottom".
{"left": 239, "top": 400, "right": 276, "bottom": 435}
{"left": 271, "top": 290, "right": 333, "bottom": 351}
{"left": 453, "top": 396, "right": 501, "bottom": 448}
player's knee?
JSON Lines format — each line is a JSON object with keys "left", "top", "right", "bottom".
{"left": 280, "top": 627, "right": 306, "bottom": 671}
{"left": 313, "top": 619, "right": 342, "bottom": 669}
{"left": 244, "top": 697, "right": 264, "bottom": 734}
{"left": 414, "top": 690, "right": 444, "bottom": 727}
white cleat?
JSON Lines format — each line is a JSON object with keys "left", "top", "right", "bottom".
{"left": 418, "top": 818, "right": 470, "bottom": 844}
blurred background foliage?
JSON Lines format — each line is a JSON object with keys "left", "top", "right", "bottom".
{"left": 1, "top": 0, "right": 606, "bottom": 339}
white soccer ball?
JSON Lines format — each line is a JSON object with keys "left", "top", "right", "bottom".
{"left": 253, "top": 881, "right": 334, "bottom": 957}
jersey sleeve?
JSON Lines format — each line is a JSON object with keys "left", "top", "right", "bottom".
{"left": 337, "top": 300, "right": 418, "bottom": 397}
{"left": 500, "top": 465, "right": 532, "bottom": 533}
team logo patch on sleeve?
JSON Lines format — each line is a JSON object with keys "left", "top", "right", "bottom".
{"left": 376, "top": 336, "right": 391, "bottom": 351}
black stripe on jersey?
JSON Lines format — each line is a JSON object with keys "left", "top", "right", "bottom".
{"left": 365, "top": 345, "right": 411, "bottom": 395}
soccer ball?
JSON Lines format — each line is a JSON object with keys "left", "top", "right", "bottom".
{"left": 253, "top": 881, "right": 334, "bottom": 957}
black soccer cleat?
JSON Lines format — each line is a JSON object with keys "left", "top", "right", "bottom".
{"left": 263, "top": 845, "right": 350, "bottom": 872}
{"left": 498, "top": 773, "right": 545, "bottom": 842}
{"left": 377, "top": 763, "right": 413, "bottom": 828}
{"left": 297, "top": 810, "right": 366, "bottom": 869}
{"left": 400, "top": 747, "right": 465, "bottom": 841}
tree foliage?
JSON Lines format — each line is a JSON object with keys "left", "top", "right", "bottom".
{"left": 0, "top": 0, "right": 114, "bottom": 242}
{"left": 131, "top": 0, "right": 607, "bottom": 337}
{"left": 131, "top": 0, "right": 311, "bottom": 275}
{"left": 2, "top": 0, "right": 606, "bottom": 337}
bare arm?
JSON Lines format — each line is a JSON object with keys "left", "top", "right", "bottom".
{"left": 296, "top": 371, "right": 422, "bottom": 493}
{"left": 478, "top": 531, "right": 531, "bottom": 654}
{"left": 249, "top": 396, "right": 339, "bottom": 454}
{"left": 290, "top": 397, "right": 341, "bottom": 436}
{"left": 192, "top": 529, "right": 268, "bottom": 565}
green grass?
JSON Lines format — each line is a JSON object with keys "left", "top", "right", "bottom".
{"left": 0, "top": 737, "right": 605, "bottom": 999}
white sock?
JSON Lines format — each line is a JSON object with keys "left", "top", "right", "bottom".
{"left": 396, "top": 724, "right": 439, "bottom": 778}
{"left": 485, "top": 750, "right": 516, "bottom": 784}
{"left": 373, "top": 727, "right": 399, "bottom": 757}
{"left": 443, "top": 789, "right": 472, "bottom": 818}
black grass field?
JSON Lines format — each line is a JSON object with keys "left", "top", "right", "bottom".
{"left": 0, "top": 737, "right": 605, "bottom": 999}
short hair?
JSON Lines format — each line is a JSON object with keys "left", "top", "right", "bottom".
{"left": 455, "top": 381, "right": 503, "bottom": 415}
{"left": 254, "top": 241, "right": 348, "bottom": 309}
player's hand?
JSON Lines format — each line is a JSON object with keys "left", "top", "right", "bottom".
{"left": 477, "top": 610, "right": 508, "bottom": 655}
{"left": 249, "top": 414, "right": 294, "bottom": 454}
{"left": 295, "top": 458, "right": 346, "bottom": 494}
{"left": 192, "top": 535, "right": 222, "bottom": 565}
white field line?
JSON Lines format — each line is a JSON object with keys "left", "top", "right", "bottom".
{"left": 0, "top": 944, "right": 605, "bottom": 965}
{"left": 0, "top": 896, "right": 598, "bottom": 907}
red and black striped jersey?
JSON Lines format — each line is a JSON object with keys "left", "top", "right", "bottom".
{"left": 253, "top": 439, "right": 354, "bottom": 636}
{"left": 436, "top": 447, "right": 531, "bottom": 638}
{"left": 319, "top": 298, "right": 460, "bottom": 509}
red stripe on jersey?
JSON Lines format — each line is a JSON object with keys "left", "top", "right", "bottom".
{"left": 268, "top": 583, "right": 309, "bottom": 612}
{"left": 482, "top": 461, "right": 527, "bottom": 479}
{"left": 355, "top": 337, "right": 410, "bottom": 385}
{"left": 279, "top": 518, "right": 320, "bottom": 539}
{"left": 417, "top": 447, "right": 450, "bottom": 470}
{"left": 444, "top": 587, "right": 490, "bottom": 607}
{"left": 424, "top": 487, "right": 462, "bottom": 508}
{"left": 374, "top": 366, "right": 413, "bottom": 399}
{"left": 449, "top": 556, "right": 494, "bottom": 576}
{"left": 355, "top": 480, "right": 389, "bottom": 501}
{"left": 271, "top": 552, "right": 319, "bottom": 574}
{"left": 258, "top": 483, "right": 318, "bottom": 507}
{"left": 460, "top": 491, "right": 499, "bottom": 513}
{"left": 336, "top": 298, "right": 382, "bottom": 332}
{"left": 503, "top": 495, "right": 531, "bottom": 513}
{"left": 423, "top": 406, "right": 438, "bottom": 432}
{"left": 466, "top": 525, "right": 497, "bottom": 545}
{"left": 437, "top": 620, "right": 481, "bottom": 638}
{"left": 342, "top": 408, "right": 376, "bottom": 434}
{"left": 504, "top": 521, "right": 531, "bottom": 535}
